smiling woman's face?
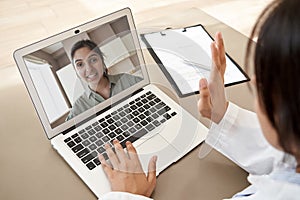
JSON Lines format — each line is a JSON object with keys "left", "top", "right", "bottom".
{"left": 73, "top": 47, "right": 105, "bottom": 89}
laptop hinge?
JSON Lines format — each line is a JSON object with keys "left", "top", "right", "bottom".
{"left": 62, "top": 88, "right": 144, "bottom": 135}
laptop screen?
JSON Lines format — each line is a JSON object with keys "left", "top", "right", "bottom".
{"left": 17, "top": 11, "right": 147, "bottom": 135}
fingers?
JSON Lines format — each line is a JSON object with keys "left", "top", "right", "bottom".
{"left": 215, "top": 32, "right": 226, "bottom": 66}
{"left": 198, "top": 78, "right": 212, "bottom": 118}
{"left": 105, "top": 143, "right": 120, "bottom": 169}
{"left": 99, "top": 154, "right": 113, "bottom": 178}
{"left": 113, "top": 140, "right": 128, "bottom": 165}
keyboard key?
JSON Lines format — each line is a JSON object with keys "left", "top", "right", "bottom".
{"left": 96, "top": 132, "right": 104, "bottom": 138}
{"left": 133, "top": 118, "right": 140, "bottom": 123}
{"left": 149, "top": 101, "right": 156, "bottom": 106}
{"left": 108, "top": 124, "right": 116, "bottom": 131}
{"left": 78, "top": 129, "right": 85, "bottom": 134}
{"left": 102, "top": 152, "right": 109, "bottom": 160}
{"left": 88, "top": 129, "right": 96, "bottom": 135}
{"left": 121, "top": 124, "right": 129, "bottom": 131}
{"left": 157, "top": 107, "right": 167, "bottom": 115}
{"left": 130, "top": 105, "right": 137, "bottom": 110}
{"left": 163, "top": 113, "right": 171, "bottom": 120}
{"left": 85, "top": 125, "right": 92, "bottom": 130}
{"left": 135, "top": 124, "right": 142, "bottom": 130}
{"left": 143, "top": 104, "right": 150, "bottom": 109}
{"left": 135, "top": 97, "right": 141, "bottom": 102}
{"left": 171, "top": 112, "right": 177, "bottom": 116}
{"left": 89, "top": 144, "right": 97, "bottom": 151}
{"left": 115, "top": 128, "right": 123, "bottom": 134}
{"left": 160, "top": 118, "right": 166, "bottom": 123}
{"left": 117, "top": 107, "right": 123, "bottom": 112}
{"left": 82, "top": 151, "right": 97, "bottom": 164}
{"left": 102, "top": 136, "right": 110, "bottom": 142}
{"left": 72, "top": 144, "right": 84, "bottom": 153}
{"left": 146, "top": 91, "right": 151, "bottom": 95}
{"left": 154, "top": 98, "right": 161, "bottom": 103}
{"left": 141, "top": 94, "right": 146, "bottom": 98}
{"left": 92, "top": 121, "right": 99, "bottom": 127}
{"left": 89, "top": 136, "right": 97, "bottom": 142}
{"left": 126, "top": 114, "right": 134, "bottom": 120}
{"left": 81, "top": 133, "right": 89, "bottom": 139}
{"left": 97, "top": 147, "right": 105, "bottom": 154}
{"left": 127, "top": 121, "right": 134, "bottom": 127}
{"left": 98, "top": 118, "right": 105, "bottom": 123}
{"left": 100, "top": 122, "right": 108, "bottom": 128}
{"left": 144, "top": 111, "right": 151, "bottom": 116}
{"left": 115, "top": 121, "right": 122, "bottom": 127}
{"left": 129, "top": 127, "right": 137, "bottom": 134}
{"left": 146, "top": 117, "right": 153, "bottom": 122}
{"left": 141, "top": 98, "right": 148, "bottom": 103}
{"left": 147, "top": 94, "right": 156, "bottom": 100}
{"left": 141, "top": 120, "right": 148, "bottom": 126}
{"left": 138, "top": 107, "right": 145, "bottom": 112}
{"left": 105, "top": 114, "right": 111, "bottom": 119}
{"left": 146, "top": 124, "right": 155, "bottom": 131}
{"left": 93, "top": 158, "right": 101, "bottom": 166}
{"left": 103, "top": 128, "right": 110, "bottom": 134}
{"left": 108, "top": 132, "right": 116, "bottom": 139}
{"left": 86, "top": 162, "right": 96, "bottom": 170}
{"left": 82, "top": 140, "right": 91, "bottom": 147}
{"left": 124, "top": 108, "right": 132, "bottom": 113}
{"left": 77, "top": 148, "right": 90, "bottom": 158}
{"left": 138, "top": 114, "right": 146, "bottom": 120}
{"left": 107, "top": 118, "right": 114, "bottom": 124}
{"left": 74, "top": 137, "right": 82, "bottom": 143}
{"left": 94, "top": 125, "right": 102, "bottom": 132}
{"left": 119, "top": 111, "right": 126, "bottom": 117}
{"left": 152, "top": 113, "right": 159, "bottom": 119}
{"left": 153, "top": 120, "right": 161, "bottom": 127}
{"left": 136, "top": 102, "right": 143, "bottom": 107}
{"left": 129, "top": 101, "right": 135, "bottom": 105}
{"left": 71, "top": 133, "right": 79, "bottom": 138}
{"left": 95, "top": 140, "right": 104, "bottom": 146}
{"left": 150, "top": 107, "right": 156, "bottom": 113}
{"left": 132, "top": 111, "right": 139, "bottom": 116}
{"left": 64, "top": 137, "right": 71, "bottom": 143}
{"left": 120, "top": 118, "right": 128, "bottom": 123}
{"left": 116, "top": 135, "right": 124, "bottom": 141}
{"left": 67, "top": 141, "right": 76, "bottom": 148}
{"left": 113, "top": 115, "right": 120, "bottom": 120}
{"left": 123, "top": 132, "right": 130, "bottom": 137}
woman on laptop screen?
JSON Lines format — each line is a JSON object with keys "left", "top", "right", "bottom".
{"left": 66, "top": 40, "right": 142, "bottom": 120}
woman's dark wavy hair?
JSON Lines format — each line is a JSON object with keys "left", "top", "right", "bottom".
{"left": 246, "top": 0, "right": 300, "bottom": 157}
{"left": 71, "top": 39, "right": 107, "bottom": 72}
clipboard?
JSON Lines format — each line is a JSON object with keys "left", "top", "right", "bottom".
{"left": 140, "top": 24, "right": 250, "bottom": 98}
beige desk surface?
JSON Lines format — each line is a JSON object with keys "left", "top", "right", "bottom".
{"left": 0, "top": 4, "right": 255, "bottom": 200}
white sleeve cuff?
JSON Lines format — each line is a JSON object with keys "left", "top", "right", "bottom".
{"left": 101, "top": 192, "right": 153, "bottom": 200}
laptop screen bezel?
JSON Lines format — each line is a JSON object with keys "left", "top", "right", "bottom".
{"left": 13, "top": 8, "right": 150, "bottom": 139}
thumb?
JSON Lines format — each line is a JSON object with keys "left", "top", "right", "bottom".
{"left": 199, "top": 78, "right": 210, "bottom": 101}
{"left": 146, "top": 156, "right": 157, "bottom": 194}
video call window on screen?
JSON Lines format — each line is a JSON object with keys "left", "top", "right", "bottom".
{"left": 23, "top": 16, "right": 143, "bottom": 128}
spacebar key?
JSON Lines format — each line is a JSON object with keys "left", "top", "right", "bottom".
{"left": 120, "top": 128, "right": 147, "bottom": 148}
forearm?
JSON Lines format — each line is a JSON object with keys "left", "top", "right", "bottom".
{"left": 205, "top": 103, "right": 284, "bottom": 175}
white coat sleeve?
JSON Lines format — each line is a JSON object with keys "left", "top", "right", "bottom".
{"left": 101, "top": 192, "right": 153, "bottom": 200}
{"left": 205, "top": 102, "right": 284, "bottom": 175}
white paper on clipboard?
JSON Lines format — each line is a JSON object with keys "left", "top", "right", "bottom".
{"left": 141, "top": 25, "right": 249, "bottom": 97}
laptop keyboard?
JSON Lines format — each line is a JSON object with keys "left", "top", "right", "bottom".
{"left": 63, "top": 91, "right": 177, "bottom": 170}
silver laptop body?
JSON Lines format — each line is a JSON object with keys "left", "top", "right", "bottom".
{"left": 14, "top": 8, "right": 208, "bottom": 198}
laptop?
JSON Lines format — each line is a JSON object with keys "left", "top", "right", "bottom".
{"left": 13, "top": 8, "right": 208, "bottom": 198}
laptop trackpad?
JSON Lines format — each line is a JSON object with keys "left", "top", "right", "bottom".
{"left": 135, "top": 133, "right": 180, "bottom": 174}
